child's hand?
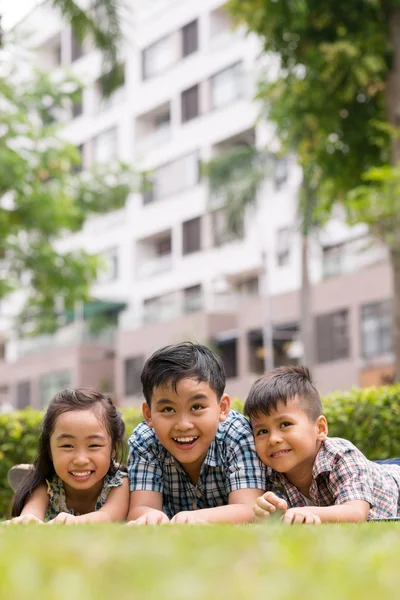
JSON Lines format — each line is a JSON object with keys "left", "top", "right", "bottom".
{"left": 47, "top": 513, "right": 78, "bottom": 525}
{"left": 127, "top": 509, "right": 170, "bottom": 525}
{"left": 281, "top": 508, "right": 321, "bottom": 525}
{"left": 3, "top": 514, "right": 44, "bottom": 525}
{"left": 253, "top": 491, "right": 288, "bottom": 520}
{"left": 170, "top": 511, "right": 208, "bottom": 525}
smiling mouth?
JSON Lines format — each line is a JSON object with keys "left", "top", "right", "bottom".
{"left": 270, "top": 450, "right": 291, "bottom": 458}
{"left": 172, "top": 436, "right": 199, "bottom": 446}
{"left": 70, "top": 471, "right": 93, "bottom": 478}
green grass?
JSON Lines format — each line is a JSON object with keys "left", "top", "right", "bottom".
{"left": 1, "top": 523, "right": 400, "bottom": 599}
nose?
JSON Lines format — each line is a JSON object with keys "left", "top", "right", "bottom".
{"left": 268, "top": 429, "right": 283, "bottom": 446}
{"left": 73, "top": 452, "right": 90, "bottom": 466}
{"left": 175, "top": 413, "right": 194, "bottom": 432}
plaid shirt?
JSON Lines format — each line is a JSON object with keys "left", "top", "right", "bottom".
{"left": 127, "top": 410, "right": 267, "bottom": 518}
{"left": 268, "top": 437, "right": 400, "bottom": 520}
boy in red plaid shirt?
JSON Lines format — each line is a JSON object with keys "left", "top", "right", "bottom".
{"left": 247, "top": 365, "right": 400, "bottom": 524}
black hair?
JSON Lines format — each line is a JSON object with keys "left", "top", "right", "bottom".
{"left": 11, "top": 388, "right": 125, "bottom": 517}
{"left": 244, "top": 365, "right": 322, "bottom": 422}
{"left": 141, "top": 342, "right": 226, "bottom": 405}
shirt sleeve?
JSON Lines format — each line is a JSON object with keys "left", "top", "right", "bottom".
{"left": 327, "top": 447, "right": 374, "bottom": 507}
{"left": 127, "top": 424, "right": 164, "bottom": 493}
{"left": 224, "top": 416, "right": 268, "bottom": 493}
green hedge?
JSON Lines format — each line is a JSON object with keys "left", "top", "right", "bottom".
{"left": 1, "top": 385, "right": 400, "bottom": 518}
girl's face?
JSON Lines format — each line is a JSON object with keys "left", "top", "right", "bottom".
{"left": 49, "top": 409, "right": 113, "bottom": 493}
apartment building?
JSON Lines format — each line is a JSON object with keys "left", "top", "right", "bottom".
{"left": 0, "top": 0, "right": 395, "bottom": 410}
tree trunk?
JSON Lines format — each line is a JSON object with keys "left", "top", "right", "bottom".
{"left": 300, "top": 233, "right": 315, "bottom": 369}
{"left": 390, "top": 247, "right": 400, "bottom": 381}
{"left": 387, "top": 7, "right": 400, "bottom": 164}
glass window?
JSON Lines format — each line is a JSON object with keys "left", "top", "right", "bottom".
{"left": 182, "top": 217, "right": 201, "bottom": 255}
{"left": 39, "top": 371, "right": 71, "bottom": 409}
{"left": 142, "top": 35, "right": 177, "bottom": 79}
{"left": 125, "top": 356, "right": 145, "bottom": 396}
{"left": 183, "top": 285, "right": 203, "bottom": 313}
{"left": 97, "top": 248, "right": 119, "bottom": 283}
{"left": 276, "top": 227, "right": 291, "bottom": 266}
{"left": 182, "top": 20, "right": 198, "bottom": 57}
{"left": 181, "top": 85, "right": 199, "bottom": 122}
{"left": 316, "top": 310, "right": 350, "bottom": 363}
{"left": 16, "top": 381, "right": 31, "bottom": 410}
{"left": 211, "top": 63, "right": 242, "bottom": 109}
{"left": 144, "top": 152, "right": 199, "bottom": 203}
{"left": 361, "top": 301, "right": 392, "bottom": 358}
{"left": 93, "top": 128, "right": 118, "bottom": 163}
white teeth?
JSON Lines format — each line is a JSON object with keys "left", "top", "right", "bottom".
{"left": 71, "top": 471, "right": 91, "bottom": 477}
{"left": 174, "top": 437, "right": 197, "bottom": 443}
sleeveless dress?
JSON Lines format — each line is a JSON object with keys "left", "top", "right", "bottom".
{"left": 45, "top": 469, "right": 127, "bottom": 522}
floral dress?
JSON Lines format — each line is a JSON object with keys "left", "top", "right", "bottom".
{"left": 45, "top": 469, "right": 127, "bottom": 522}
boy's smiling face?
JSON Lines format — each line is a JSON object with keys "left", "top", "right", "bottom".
{"left": 143, "top": 377, "right": 230, "bottom": 484}
{"left": 251, "top": 396, "right": 327, "bottom": 484}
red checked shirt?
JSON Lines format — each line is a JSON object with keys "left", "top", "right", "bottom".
{"left": 267, "top": 438, "right": 400, "bottom": 519}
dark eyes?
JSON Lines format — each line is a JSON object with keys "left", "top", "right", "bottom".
{"left": 255, "top": 422, "right": 292, "bottom": 436}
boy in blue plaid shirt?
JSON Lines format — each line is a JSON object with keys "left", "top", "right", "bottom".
{"left": 248, "top": 366, "right": 400, "bottom": 524}
{"left": 127, "top": 342, "right": 266, "bottom": 524}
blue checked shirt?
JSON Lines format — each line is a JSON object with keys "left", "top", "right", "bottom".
{"left": 267, "top": 438, "right": 400, "bottom": 519}
{"left": 127, "top": 410, "right": 267, "bottom": 518}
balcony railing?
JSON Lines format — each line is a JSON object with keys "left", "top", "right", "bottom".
{"left": 136, "top": 254, "right": 173, "bottom": 279}
{"left": 15, "top": 322, "right": 116, "bottom": 359}
{"left": 136, "top": 124, "right": 171, "bottom": 154}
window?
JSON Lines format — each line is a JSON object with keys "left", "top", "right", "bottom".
{"left": 211, "top": 210, "right": 242, "bottom": 246}
{"left": 143, "top": 152, "right": 199, "bottom": 203}
{"left": 155, "top": 236, "right": 172, "bottom": 257}
{"left": 182, "top": 217, "right": 201, "bottom": 255}
{"left": 323, "top": 245, "right": 342, "bottom": 278}
{"left": 96, "top": 64, "right": 125, "bottom": 112}
{"left": 211, "top": 63, "right": 242, "bottom": 109}
{"left": 236, "top": 276, "right": 259, "bottom": 297}
{"left": 274, "top": 156, "right": 289, "bottom": 188}
{"left": 16, "top": 381, "right": 31, "bottom": 409}
{"left": 142, "top": 35, "right": 177, "bottom": 79}
{"left": 72, "top": 90, "right": 83, "bottom": 119}
{"left": 143, "top": 293, "right": 177, "bottom": 324}
{"left": 316, "top": 310, "right": 349, "bottom": 363}
{"left": 39, "top": 371, "right": 71, "bottom": 409}
{"left": 125, "top": 356, "right": 145, "bottom": 396}
{"left": 361, "top": 301, "right": 392, "bottom": 358}
{"left": 214, "top": 338, "right": 238, "bottom": 378}
{"left": 181, "top": 85, "right": 199, "bottom": 123}
{"left": 182, "top": 20, "right": 198, "bottom": 57}
{"left": 183, "top": 285, "right": 202, "bottom": 313}
{"left": 71, "top": 29, "right": 84, "bottom": 62}
{"left": 93, "top": 128, "right": 117, "bottom": 163}
{"left": 276, "top": 227, "right": 291, "bottom": 267}
{"left": 97, "top": 248, "right": 119, "bottom": 283}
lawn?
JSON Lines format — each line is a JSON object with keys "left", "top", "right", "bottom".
{"left": 1, "top": 523, "right": 399, "bottom": 599}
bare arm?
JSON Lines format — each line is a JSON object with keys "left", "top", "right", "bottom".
{"left": 282, "top": 500, "right": 370, "bottom": 524}
{"left": 171, "top": 488, "right": 265, "bottom": 524}
{"left": 47, "top": 478, "right": 130, "bottom": 525}
{"left": 5, "top": 484, "right": 49, "bottom": 524}
{"left": 126, "top": 490, "right": 169, "bottom": 525}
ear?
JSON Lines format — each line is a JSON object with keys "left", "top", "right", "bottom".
{"left": 219, "top": 394, "right": 231, "bottom": 422}
{"left": 316, "top": 415, "right": 328, "bottom": 440}
{"left": 142, "top": 401, "right": 153, "bottom": 428}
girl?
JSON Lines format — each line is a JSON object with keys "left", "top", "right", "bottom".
{"left": 7, "top": 388, "right": 129, "bottom": 524}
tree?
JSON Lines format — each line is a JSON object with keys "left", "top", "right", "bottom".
{"left": 0, "top": 63, "right": 134, "bottom": 334}
{"left": 226, "top": 0, "right": 400, "bottom": 379}
{"left": 203, "top": 145, "right": 322, "bottom": 369}
{"left": 2, "top": 1, "right": 127, "bottom": 94}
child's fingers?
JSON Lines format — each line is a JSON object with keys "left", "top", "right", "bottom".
{"left": 253, "top": 504, "right": 270, "bottom": 518}
{"left": 263, "top": 492, "right": 288, "bottom": 511}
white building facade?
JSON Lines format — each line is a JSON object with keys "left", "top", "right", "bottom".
{"left": 0, "top": 0, "right": 395, "bottom": 409}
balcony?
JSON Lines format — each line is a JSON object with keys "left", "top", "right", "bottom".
{"left": 136, "top": 230, "right": 173, "bottom": 279}
{"left": 136, "top": 254, "right": 173, "bottom": 279}
{"left": 135, "top": 103, "right": 171, "bottom": 155}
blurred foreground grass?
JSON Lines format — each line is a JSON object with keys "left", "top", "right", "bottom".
{"left": 1, "top": 523, "right": 399, "bottom": 599}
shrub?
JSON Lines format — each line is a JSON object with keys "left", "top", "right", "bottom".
{"left": 1, "top": 385, "right": 400, "bottom": 517}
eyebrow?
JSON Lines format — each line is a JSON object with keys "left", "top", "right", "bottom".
{"left": 56, "top": 434, "right": 107, "bottom": 441}
{"left": 155, "top": 393, "right": 209, "bottom": 407}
